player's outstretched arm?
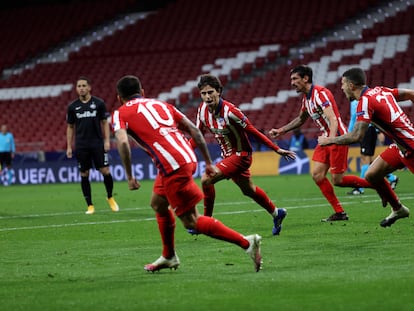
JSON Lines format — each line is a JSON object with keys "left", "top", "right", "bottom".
{"left": 276, "top": 148, "right": 296, "bottom": 160}
{"left": 397, "top": 88, "right": 414, "bottom": 103}
{"left": 318, "top": 121, "right": 368, "bottom": 146}
{"left": 269, "top": 112, "right": 308, "bottom": 138}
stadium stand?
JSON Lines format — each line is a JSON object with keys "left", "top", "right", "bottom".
{"left": 0, "top": 0, "right": 138, "bottom": 74}
{"left": 0, "top": 0, "right": 413, "bottom": 152}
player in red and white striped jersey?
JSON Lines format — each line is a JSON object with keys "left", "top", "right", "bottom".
{"left": 270, "top": 65, "right": 373, "bottom": 222}
{"left": 112, "top": 75, "right": 263, "bottom": 272}
{"left": 319, "top": 67, "right": 414, "bottom": 227}
{"left": 193, "top": 74, "right": 296, "bottom": 236}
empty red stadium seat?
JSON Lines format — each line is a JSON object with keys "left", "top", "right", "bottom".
{"left": 1, "top": 0, "right": 413, "bottom": 152}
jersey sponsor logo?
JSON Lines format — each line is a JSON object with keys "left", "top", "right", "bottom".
{"left": 310, "top": 112, "right": 320, "bottom": 120}
{"left": 159, "top": 127, "right": 178, "bottom": 136}
{"left": 76, "top": 110, "right": 97, "bottom": 119}
{"left": 309, "top": 105, "right": 323, "bottom": 120}
{"left": 210, "top": 128, "right": 229, "bottom": 135}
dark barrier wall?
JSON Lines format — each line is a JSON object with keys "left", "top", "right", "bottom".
{"left": 10, "top": 145, "right": 222, "bottom": 185}
{"left": 8, "top": 145, "right": 385, "bottom": 185}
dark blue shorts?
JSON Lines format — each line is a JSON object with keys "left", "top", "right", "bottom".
{"left": 0, "top": 152, "right": 12, "bottom": 168}
{"left": 360, "top": 126, "right": 377, "bottom": 156}
{"left": 75, "top": 147, "right": 108, "bottom": 172}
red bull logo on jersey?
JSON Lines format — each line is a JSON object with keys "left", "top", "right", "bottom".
{"left": 76, "top": 110, "right": 97, "bottom": 118}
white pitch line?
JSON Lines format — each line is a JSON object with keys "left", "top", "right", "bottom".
{"left": 0, "top": 218, "right": 155, "bottom": 232}
{"left": 1, "top": 195, "right": 413, "bottom": 232}
{"left": 0, "top": 198, "right": 322, "bottom": 220}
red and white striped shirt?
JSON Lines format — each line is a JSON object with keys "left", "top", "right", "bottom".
{"left": 357, "top": 86, "right": 414, "bottom": 153}
{"left": 195, "top": 99, "right": 279, "bottom": 158}
{"left": 112, "top": 97, "right": 197, "bottom": 176}
{"left": 301, "top": 84, "right": 348, "bottom": 136}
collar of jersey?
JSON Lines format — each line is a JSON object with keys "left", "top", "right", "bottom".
{"left": 360, "top": 86, "right": 369, "bottom": 97}
{"left": 128, "top": 95, "right": 142, "bottom": 100}
{"left": 306, "top": 84, "right": 314, "bottom": 100}
{"left": 214, "top": 98, "right": 223, "bottom": 115}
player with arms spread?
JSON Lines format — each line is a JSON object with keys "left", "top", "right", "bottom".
{"left": 269, "top": 65, "right": 373, "bottom": 222}
{"left": 112, "top": 75, "right": 263, "bottom": 272}
{"left": 318, "top": 67, "right": 414, "bottom": 227}
{"left": 193, "top": 74, "right": 296, "bottom": 236}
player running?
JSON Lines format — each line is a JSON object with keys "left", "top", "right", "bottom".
{"left": 112, "top": 75, "right": 263, "bottom": 272}
{"left": 269, "top": 65, "right": 373, "bottom": 222}
{"left": 192, "top": 74, "right": 296, "bottom": 236}
{"left": 318, "top": 67, "right": 414, "bottom": 227}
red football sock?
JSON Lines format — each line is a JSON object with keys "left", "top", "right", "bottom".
{"left": 156, "top": 209, "right": 176, "bottom": 258}
{"left": 371, "top": 178, "right": 401, "bottom": 210}
{"left": 315, "top": 177, "right": 344, "bottom": 213}
{"left": 195, "top": 216, "right": 249, "bottom": 249}
{"left": 339, "top": 175, "right": 372, "bottom": 188}
{"left": 251, "top": 186, "right": 276, "bottom": 214}
{"left": 203, "top": 184, "right": 216, "bottom": 217}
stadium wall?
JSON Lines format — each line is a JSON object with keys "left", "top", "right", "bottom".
{"left": 250, "top": 146, "right": 390, "bottom": 176}
{"left": 4, "top": 145, "right": 389, "bottom": 185}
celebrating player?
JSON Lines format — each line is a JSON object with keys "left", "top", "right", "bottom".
{"left": 318, "top": 67, "right": 414, "bottom": 227}
{"left": 269, "top": 65, "right": 373, "bottom": 222}
{"left": 112, "top": 75, "right": 263, "bottom": 272}
{"left": 347, "top": 99, "right": 399, "bottom": 195}
{"left": 192, "top": 74, "right": 296, "bottom": 236}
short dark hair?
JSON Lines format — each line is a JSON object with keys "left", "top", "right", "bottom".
{"left": 342, "top": 67, "right": 366, "bottom": 86}
{"left": 116, "top": 75, "right": 142, "bottom": 99}
{"left": 197, "top": 74, "right": 223, "bottom": 94}
{"left": 77, "top": 76, "right": 91, "bottom": 85}
{"left": 290, "top": 65, "right": 313, "bottom": 83}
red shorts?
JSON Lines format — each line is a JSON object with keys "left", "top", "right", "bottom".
{"left": 216, "top": 154, "right": 252, "bottom": 181}
{"left": 153, "top": 163, "right": 203, "bottom": 217}
{"left": 380, "top": 144, "right": 414, "bottom": 173}
{"left": 312, "top": 144, "right": 348, "bottom": 174}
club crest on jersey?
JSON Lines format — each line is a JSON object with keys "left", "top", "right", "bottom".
{"left": 218, "top": 118, "right": 226, "bottom": 127}
{"left": 90, "top": 102, "right": 96, "bottom": 109}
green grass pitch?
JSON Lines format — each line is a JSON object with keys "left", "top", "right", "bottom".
{"left": 1, "top": 171, "right": 414, "bottom": 310}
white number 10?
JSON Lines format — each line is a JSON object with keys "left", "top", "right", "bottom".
{"left": 137, "top": 100, "right": 174, "bottom": 129}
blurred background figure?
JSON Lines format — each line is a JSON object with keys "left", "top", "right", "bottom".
{"left": 66, "top": 77, "right": 119, "bottom": 214}
{"left": 289, "top": 128, "right": 309, "bottom": 152}
{"left": 0, "top": 124, "right": 16, "bottom": 186}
